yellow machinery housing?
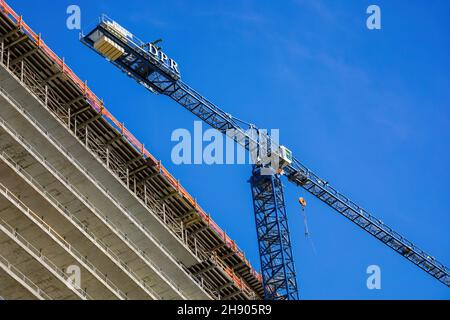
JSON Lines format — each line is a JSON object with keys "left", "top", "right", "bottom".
{"left": 94, "top": 35, "right": 124, "bottom": 61}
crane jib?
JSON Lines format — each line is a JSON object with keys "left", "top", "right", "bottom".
{"left": 285, "top": 163, "right": 450, "bottom": 287}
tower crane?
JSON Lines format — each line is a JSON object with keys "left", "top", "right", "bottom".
{"left": 81, "top": 16, "right": 450, "bottom": 300}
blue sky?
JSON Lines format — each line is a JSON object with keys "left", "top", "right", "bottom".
{"left": 11, "top": 0, "right": 450, "bottom": 299}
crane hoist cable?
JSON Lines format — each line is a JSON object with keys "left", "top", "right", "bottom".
{"left": 299, "top": 197, "right": 317, "bottom": 255}
{"left": 298, "top": 197, "right": 309, "bottom": 237}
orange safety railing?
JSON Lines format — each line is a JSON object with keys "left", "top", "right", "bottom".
{"left": 0, "top": 0, "right": 263, "bottom": 285}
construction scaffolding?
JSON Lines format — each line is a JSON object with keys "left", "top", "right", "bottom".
{"left": 0, "top": 1, "right": 263, "bottom": 300}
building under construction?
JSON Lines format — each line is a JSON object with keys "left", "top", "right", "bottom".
{"left": 0, "top": 2, "right": 263, "bottom": 300}
{"left": 1, "top": 0, "right": 450, "bottom": 301}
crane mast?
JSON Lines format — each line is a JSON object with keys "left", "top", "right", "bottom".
{"left": 250, "top": 168, "right": 299, "bottom": 299}
{"left": 81, "top": 16, "right": 450, "bottom": 298}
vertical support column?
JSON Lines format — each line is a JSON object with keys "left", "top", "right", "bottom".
{"left": 67, "top": 107, "right": 71, "bottom": 129}
{"left": 20, "top": 60, "right": 24, "bottom": 82}
{"left": 163, "top": 203, "right": 166, "bottom": 223}
{"left": 106, "top": 147, "right": 110, "bottom": 168}
{"left": 85, "top": 126, "right": 88, "bottom": 147}
{"left": 249, "top": 166, "right": 299, "bottom": 300}
{"left": 1, "top": 41, "right": 4, "bottom": 65}
{"left": 144, "top": 184, "right": 147, "bottom": 205}
{"left": 44, "top": 85, "right": 48, "bottom": 106}
{"left": 181, "top": 221, "right": 185, "bottom": 242}
{"left": 194, "top": 237, "right": 198, "bottom": 257}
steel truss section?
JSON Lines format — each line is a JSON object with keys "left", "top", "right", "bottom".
{"left": 250, "top": 167, "right": 299, "bottom": 300}
{"left": 284, "top": 162, "right": 450, "bottom": 288}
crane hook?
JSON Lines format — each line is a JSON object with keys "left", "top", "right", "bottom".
{"left": 299, "top": 197, "right": 307, "bottom": 208}
{"left": 298, "top": 197, "right": 309, "bottom": 237}
{"left": 298, "top": 196, "right": 317, "bottom": 255}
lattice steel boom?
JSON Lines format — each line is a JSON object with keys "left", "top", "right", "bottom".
{"left": 250, "top": 167, "right": 299, "bottom": 300}
{"left": 81, "top": 16, "right": 450, "bottom": 296}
